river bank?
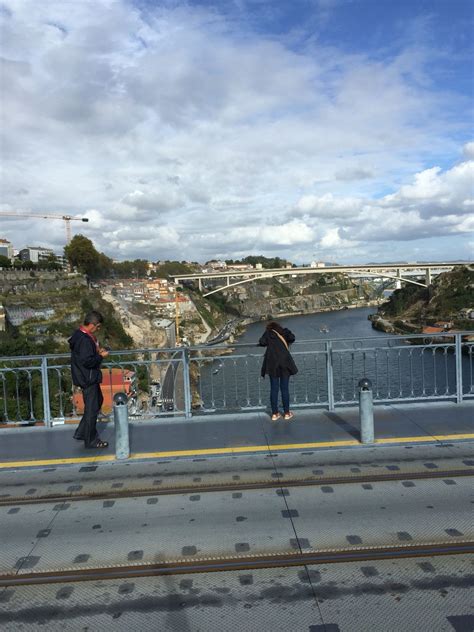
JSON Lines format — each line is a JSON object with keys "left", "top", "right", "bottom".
{"left": 269, "top": 299, "right": 383, "bottom": 320}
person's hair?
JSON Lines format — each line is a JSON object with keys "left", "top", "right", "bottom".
{"left": 266, "top": 320, "right": 284, "bottom": 334}
{"left": 84, "top": 310, "right": 104, "bottom": 326}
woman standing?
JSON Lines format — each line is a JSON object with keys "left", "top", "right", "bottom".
{"left": 259, "top": 321, "right": 298, "bottom": 421}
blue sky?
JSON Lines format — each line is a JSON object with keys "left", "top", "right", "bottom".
{"left": 1, "top": 0, "right": 473, "bottom": 263}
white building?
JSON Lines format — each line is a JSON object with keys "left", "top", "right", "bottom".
{"left": 227, "top": 263, "right": 253, "bottom": 271}
{"left": 19, "top": 246, "right": 55, "bottom": 263}
{"left": 205, "top": 260, "right": 227, "bottom": 270}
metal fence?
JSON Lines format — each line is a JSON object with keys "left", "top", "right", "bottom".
{"left": 0, "top": 332, "right": 473, "bottom": 426}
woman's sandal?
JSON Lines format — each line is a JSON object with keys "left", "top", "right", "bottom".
{"left": 87, "top": 439, "right": 109, "bottom": 449}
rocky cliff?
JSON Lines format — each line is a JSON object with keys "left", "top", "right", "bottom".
{"left": 371, "top": 265, "right": 474, "bottom": 334}
{"left": 240, "top": 288, "right": 363, "bottom": 319}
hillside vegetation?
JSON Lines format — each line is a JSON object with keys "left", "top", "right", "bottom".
{"left": 0, "top": 282, "right": 132, "bottom": 356}
{"left": 375, "top": 266, "right": 474, "bottom": 332}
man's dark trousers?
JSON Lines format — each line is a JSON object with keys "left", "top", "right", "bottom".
{"left": 74, "top": 384, "right": 104, "bottom": 447}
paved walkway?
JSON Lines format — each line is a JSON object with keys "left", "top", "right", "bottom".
{"left": 1, "top": 401, "right": 473, "bottom": 468}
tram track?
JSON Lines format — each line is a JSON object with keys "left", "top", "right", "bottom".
{"left": 0, "top": 466, "right": 473, "bottom": 507}
{"left": 1, "top": 466, "right": 472, "bottom": 595}
{"left": 1, "top": 540, "right": 473, "bottom": 587}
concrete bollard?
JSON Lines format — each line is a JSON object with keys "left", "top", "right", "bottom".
{"left": 358, "top": 378, "right": 374, "bottom": 444}
{"left": 113, "top": 392, "right": 130, "bottom": 460}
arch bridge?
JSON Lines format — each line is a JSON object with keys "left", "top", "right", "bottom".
{"left": 174, "top": 262, "right": 470, "bottom": 297}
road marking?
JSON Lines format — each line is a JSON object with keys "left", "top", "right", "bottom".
{"left": 1, "top": 433, "right": 473, "bottom": 469}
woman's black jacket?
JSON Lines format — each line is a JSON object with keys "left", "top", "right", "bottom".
{"left": 259, "top": 328, "right": 298, "bottom": 378}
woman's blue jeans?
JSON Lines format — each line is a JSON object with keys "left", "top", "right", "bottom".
{"left": 269, "top": 376, "right": 290, "bottom": 414}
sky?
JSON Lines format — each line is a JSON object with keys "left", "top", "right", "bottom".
{"left": 1, "top": 0, "right": 473, "bottom": 264}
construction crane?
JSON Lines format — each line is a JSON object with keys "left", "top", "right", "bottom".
{"left": 0, "top": 212, "right": 89, "bottom": 244}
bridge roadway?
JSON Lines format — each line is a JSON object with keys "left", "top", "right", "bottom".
{"left": 173, "top": 262, "right": 471, "bottom": 295}
{"left": 0, "top": 401, "right": 473, "bottom": 630}
{"left": 174, "top": 262, "right": 464, "bottom": 281}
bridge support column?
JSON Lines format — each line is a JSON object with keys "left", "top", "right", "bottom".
{"left": 395, "top": 269, "right": 402, "bottom": 290}
{"left": 425, "top": 268, "right": 432, "bottom": 286}
{"left": 198, "top": 278, "right": 202, "bottom": 292}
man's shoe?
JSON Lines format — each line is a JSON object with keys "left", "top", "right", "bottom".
{"left": 271, "top": 413, "right": 281, "bottom": 421}
{"left": 283, "top": 412, "right": 294, "bottom": 421}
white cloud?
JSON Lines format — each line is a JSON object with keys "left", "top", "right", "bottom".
{"left": 292, "top": 155, "right": 474, "bottom": 249}
{"left": 463, "top": 141, "right": 474, "bottom": 159}
{"left": 319, "top": 227, "right": 357, "bottom": 250}
{"left": 396, "top": 167, "right": 444, "bottom": 200}
{"left": 212, "top": 220, "right": 315, "bottom": 248}
{"left": 122, "top": 189, "right": 185, "bottom": 212}
{"left": 296, "top": 193, "right": 362, "bottom": 218}
{"left": 385, "top": 160, "right": 474, "bottom": 217}
{"left": 334, "top": 167, "right": 374, "bottom": 181}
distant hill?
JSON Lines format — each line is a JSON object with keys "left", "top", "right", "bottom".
{"left": 373, "top": 265, "right": 474, "bottom": 333}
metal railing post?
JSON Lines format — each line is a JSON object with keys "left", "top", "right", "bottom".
{"left": 40, "top": 356, "right": 52, "bottom": 428}
{"left": 359, "top": 378, "right": 374, "bottom": 443}
{"left": 113, "top": 392, "right": 130, "bottom": 460}
{"left": 182, "top": 347, "right": 192, "bottom": 419}
{"left": 326, "top": 340, "right": 335, "bottom": 411}
{"left": 455, "top": 333, "right": 463, "bottom": 404}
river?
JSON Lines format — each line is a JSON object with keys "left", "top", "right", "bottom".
{"left": 235, "top": 307, "right": 386, "bottom": 346}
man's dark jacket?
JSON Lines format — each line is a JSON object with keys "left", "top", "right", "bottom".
{"left": 259, "top": 328, "right": 298, "bottom": 378}
{"left": 69, "top": 329, "right": 103, "bottom": 388}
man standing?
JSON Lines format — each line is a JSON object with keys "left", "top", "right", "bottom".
{"left": 70, "top": 310, "right": 109, "bottom": 448}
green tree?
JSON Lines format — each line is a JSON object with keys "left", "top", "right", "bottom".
{"left": 38, "top": 253, "right": 62, "bottom": 271}
{"left": 64, "top": 235, "right": 113, "bottom": 278}
{"left": 153, "top": 261, "right": 194, "bottom": 277}
{"left": 97, "top": 252, "right": 114, "bottom": 277}
{"left": 113, "top": 259, "right": 148, "bottom": 278}
{"left": 0, "top": 255, "right": 12, "bottom": 268}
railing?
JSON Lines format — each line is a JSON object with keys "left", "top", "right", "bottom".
{"left": 0, "top": 333, "right": 473, "bottom": 426}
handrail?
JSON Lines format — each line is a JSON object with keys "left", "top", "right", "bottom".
{"left": 0, "top": 332, "right": 472, "bottom": 425}
{"left": 1, "top": 330, "right": 473, "bottom": 361}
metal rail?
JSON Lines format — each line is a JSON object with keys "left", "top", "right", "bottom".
{"left": 1, "top": 332, "right": 473, "bottom": 425}
{"left": 2, "top": 541, "right": 473, "bottom": 587}
{"left": 1, "top": 467, "right": 473, "bottom": 507}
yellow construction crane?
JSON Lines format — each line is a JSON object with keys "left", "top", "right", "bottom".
{"left": 0, "top": 212, "right": 89, "bottom": 244}
{"left": 175, "top": 291, "right": 181, "bottom": 345}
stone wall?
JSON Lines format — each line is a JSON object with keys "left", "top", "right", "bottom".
{"left": 0, "top": 271, "right": 87, "bottom": 296}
